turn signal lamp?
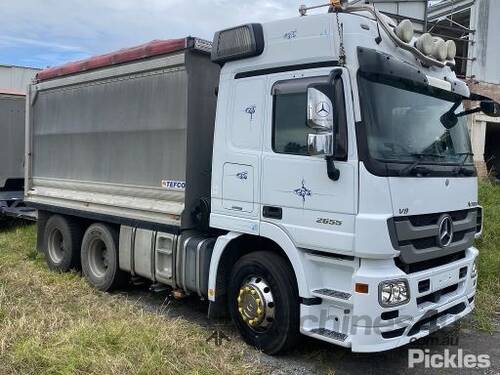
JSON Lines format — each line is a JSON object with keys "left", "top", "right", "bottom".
{"left": 355, "top": 283, "right": 369, "bottom": 294}
{"left": 415, "top": 33, "right": 434, "bottom": 56}
{"left": 395, "top": 19, "right": 414, "bottom": 43}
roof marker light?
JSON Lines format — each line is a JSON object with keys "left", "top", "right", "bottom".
{"left": 432, "top": 38, "right": 448, "bottom": 61}
{"left": 395, "top": 19, "right": 414, "bottom": 43}
{"left": 446, "top": 40, "right": 457, "bottom": 60}
{"left": 415, "top": 33, "right": 434, "bottom": 56}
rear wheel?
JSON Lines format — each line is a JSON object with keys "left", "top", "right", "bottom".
{"left": 81, "top": 223, "right": 127, "bottom": 291}
{"left": 228, "top": 251, "right": 300, "bottom": 355}
{"left": 44, "top": 215, "right": 83, "bottom": 272}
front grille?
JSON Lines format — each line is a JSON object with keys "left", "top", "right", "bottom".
{"left": 407, "top": 209, "right": 469, "bottom": 227}
{"left": 395, "top": 251, "right": 465, "bottom": 274}
{"left": 389, "top": 208, "right": 477, "bottom": 273}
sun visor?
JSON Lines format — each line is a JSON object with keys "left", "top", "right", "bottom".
{"left": 357, "top": 47, "right": 428, "bottom": 86}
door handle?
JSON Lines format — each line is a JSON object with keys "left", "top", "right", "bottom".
{"left": 263, "top": 206, "right": 282, "bottom": 220}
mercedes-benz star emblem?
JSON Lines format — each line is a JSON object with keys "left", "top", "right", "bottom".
{"left": 437, "top": 215, "right": 454, "bottom": 247}
{"left": 315, "top": 101, "right": 330, "bottom": 117}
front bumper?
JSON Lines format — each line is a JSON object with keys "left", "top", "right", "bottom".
{"left": 300, "top": 247, "right": 478, "bottom": 352}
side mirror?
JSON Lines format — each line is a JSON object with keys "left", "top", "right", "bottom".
{"left": 307, "top": 87, "right": 335, "bottom": 131}
{"left": 480, "top": 100, "right": 500, "bottom": 117}
{"left": 308, "top": 133, "right": 333, "bottom": 156}
{"left": 307, "top": 79, "right": 341, "bottom": 182}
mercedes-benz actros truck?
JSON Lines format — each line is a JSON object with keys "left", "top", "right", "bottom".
{"left": 25, "top": 1, "right": 499, "bottom": 354}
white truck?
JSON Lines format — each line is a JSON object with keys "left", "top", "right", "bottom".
{"left": 26, "top": 1, "right": 499, "bottom": 354}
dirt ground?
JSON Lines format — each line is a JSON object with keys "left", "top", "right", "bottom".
{"left": 126, "top": 284, "right": 500, "bottom": 375}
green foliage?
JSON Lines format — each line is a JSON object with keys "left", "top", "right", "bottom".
{"left": 474, "top": 181, "right": 500, "bottom": 330}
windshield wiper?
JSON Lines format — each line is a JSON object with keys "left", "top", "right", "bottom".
{"left": 411, "top": 153, "right": 446, "bottom": 159}
{"left": 399, "top": 154, "right": 443, "bottom": 176}
{"left": 452, "top": 152, "right": 475, "bottom": 176}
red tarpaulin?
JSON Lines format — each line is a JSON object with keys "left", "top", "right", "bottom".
{"left": 37, "top": 38, "right": 189, "bottom": 82}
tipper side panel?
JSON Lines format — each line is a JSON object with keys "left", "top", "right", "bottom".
{"left": 28, "top": 52, "right": 191, "bottom": 228}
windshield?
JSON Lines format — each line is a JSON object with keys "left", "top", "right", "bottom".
{"left": 358, "top": 75, "right": 473, "bottom": 167}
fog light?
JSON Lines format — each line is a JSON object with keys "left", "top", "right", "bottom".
{"left": 471, "top": 261, "right": 477, "bottom": 278}
{"left": 415, "top": 33, "right": 434, "bottom": 55}
{"left": 395, "top": 19, "right": 414, "bottom": 43}
{"left": 446, "top": 40, "right": 457, "bottom": 60}
{"left": 379, "top": 279, "right": 410, "bottom": 307}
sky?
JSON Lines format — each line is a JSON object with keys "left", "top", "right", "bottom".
{"left": 0, "top": 0, "right": 300, "bottom": 69}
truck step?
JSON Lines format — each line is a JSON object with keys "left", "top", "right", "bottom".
{"left": 312, "top": 288, "right": 351, "bottom": 300}
{"left": 309, "top": 328, "right": 348, "bottom": 342}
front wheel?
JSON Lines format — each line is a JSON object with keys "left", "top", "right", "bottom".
{"left": 228, "top": 251, "right": 300, "bottom": 355}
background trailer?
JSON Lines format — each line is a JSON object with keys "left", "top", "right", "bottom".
{"left": 0, "top": 91, "right": 35, "bottom": 219}
{"left": 0, "top": 64, "right": 39, "bottom": 219}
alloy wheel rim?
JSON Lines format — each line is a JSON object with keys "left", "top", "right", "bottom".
{"left": 237, "top": 276, "right": 275, "bottom": 332}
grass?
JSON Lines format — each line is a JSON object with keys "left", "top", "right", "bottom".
{"left": 473, "top": 180, "right": 500, "bottom": 331}
{"left": 0, "top": 221, "right": 265, "bottom": 375}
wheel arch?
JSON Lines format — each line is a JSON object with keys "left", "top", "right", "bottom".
{"left": 208, "top": 223, "right": 309, "bottom": 305}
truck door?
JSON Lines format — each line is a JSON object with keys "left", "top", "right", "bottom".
{"left": 261, "top": 68, "right": 357, "bottom": 255}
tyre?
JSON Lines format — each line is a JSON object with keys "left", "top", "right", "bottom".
{"left": 81, "top": 223, "right": 127, "bottom": 292}
{"left": 44, "top": 215, "right": 83, "bottom": 272}
{"left": 228, "top": 251, "right": 300, "bottom": 355}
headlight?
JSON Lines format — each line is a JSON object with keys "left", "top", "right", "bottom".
{"left": 379, "top": 279, "right": 410, "bottom": 307}
{"left": 471, "top": 261, "right": 477, "bottom": 278}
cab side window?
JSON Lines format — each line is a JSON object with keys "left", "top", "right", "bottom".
{"left": 273, "top": 89, "right": 309, "bottom": 155}
{"left": 272, "top": 76, "right": 346, "bottom": 158}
